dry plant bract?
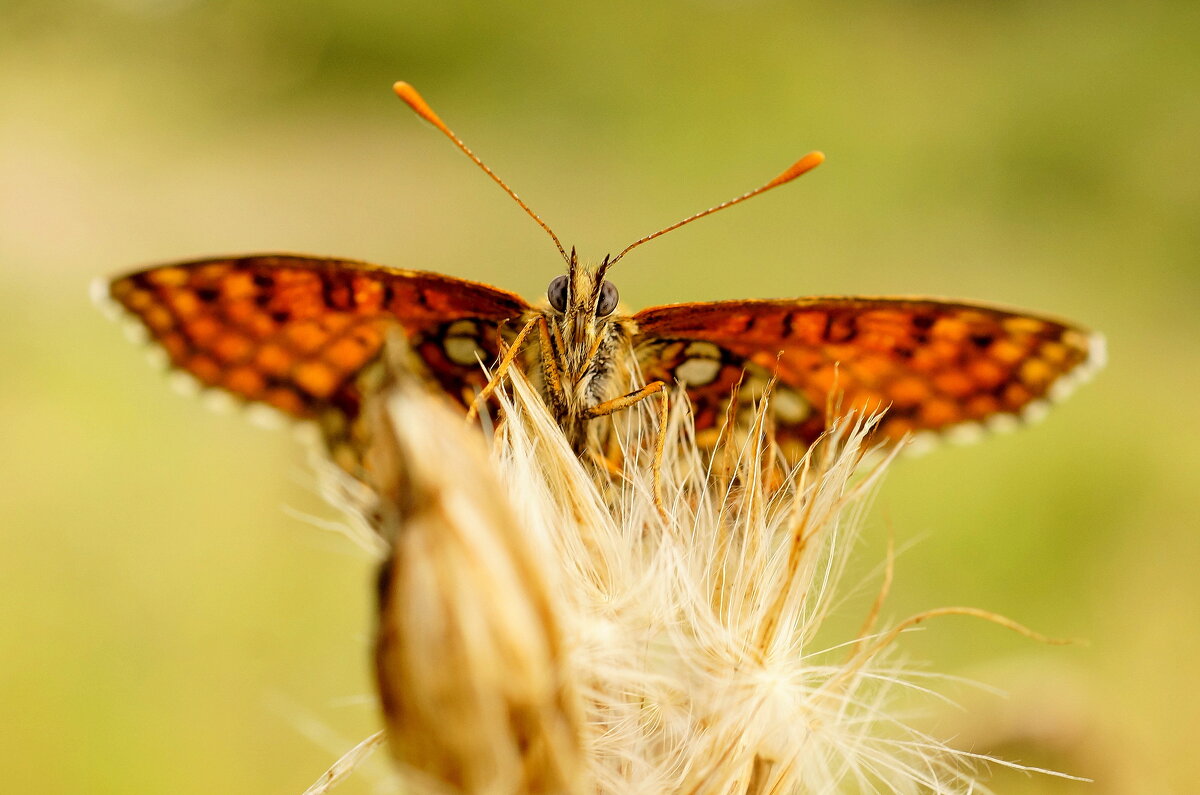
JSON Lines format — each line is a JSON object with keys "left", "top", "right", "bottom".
{"left": 315, "top": 336, "right": 1083, "bottom": 794}
{"left": 354, "top": 337, "right": 588, "bottom": 794}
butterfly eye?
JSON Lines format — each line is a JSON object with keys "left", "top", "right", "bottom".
{"left": 547, "top": 274, "right": 569, "bottom": 311}
{"left": 596, "top": 280, "right": 619, "bottom": 316}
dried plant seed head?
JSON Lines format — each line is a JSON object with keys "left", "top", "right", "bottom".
{"left": 315, "top": 334, "right": 1085, "bottom": 793}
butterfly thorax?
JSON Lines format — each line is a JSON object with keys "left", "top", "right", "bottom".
{"left": 529, "top": 259, "right": 636, "bottom": 454}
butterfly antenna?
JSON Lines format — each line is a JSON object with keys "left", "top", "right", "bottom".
{"left": 605, "top": 151, "right": 825, "bottom": 271}
{"left": 394, "top": 82, "right": 570, "bottom": 265}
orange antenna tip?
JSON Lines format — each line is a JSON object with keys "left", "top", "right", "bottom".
{"left": 392, "top": 80, "right": 570, "bottom": 264}
{"left": 767, "top": 151, "right": 825, "bottom": 189}
{"left": 392, "top": 81, "right": 448, "bottom": 132}
{"left": 607, "top": 148, "right": 826, "bottom": 268}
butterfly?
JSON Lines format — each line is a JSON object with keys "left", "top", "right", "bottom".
{"left": 97, "top": 82, "right": 1105, "bottom": 499}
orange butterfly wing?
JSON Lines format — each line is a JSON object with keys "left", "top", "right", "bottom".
{"left": 104, "top": 255, "right": 530, "bottom": 420}
{"left": 634, "top": 297, "right": 1104, "bottom": 448}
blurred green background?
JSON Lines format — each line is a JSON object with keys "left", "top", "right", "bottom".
{"left": 2, "top": 0, "right": 1196, "bottom": 791}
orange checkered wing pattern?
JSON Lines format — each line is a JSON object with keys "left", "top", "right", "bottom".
{"left": 634, "top": 297, "right": 1105, "bottom": 449}
{"left": 102, "top": 255, "right": 530, "bottom": 421}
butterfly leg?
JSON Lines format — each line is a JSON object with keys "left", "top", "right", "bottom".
{"left": 585, "top": 380, "right": 671, "bottom": 524}
{"left": 535, "top": 315, "right": 569, "bottom": 419}
{"left": 465, "top": 316, "right": 539, "bottom": 425}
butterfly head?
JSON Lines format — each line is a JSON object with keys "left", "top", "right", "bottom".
{"left": 543, "top": 250, "right": 626, "bottom": 387}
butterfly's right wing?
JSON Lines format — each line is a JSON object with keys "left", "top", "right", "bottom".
{"left": 634, "top": 297, "right": 1105, "bottom": 452}
{"left": 100, "top": 255, "right": 531, "bottom": 426}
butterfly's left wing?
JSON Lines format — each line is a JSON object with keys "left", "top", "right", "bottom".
{"left": 633, "top": 297, "right": 1104, "bottom": 451}
{"left": 99, "top": 255, "right": 531, "bottom": 469}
